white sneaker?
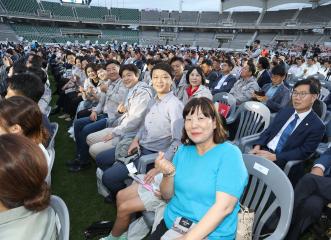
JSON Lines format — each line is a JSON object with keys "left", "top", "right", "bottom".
{"left": 99, "top": 233, "right": 127, "bottom": 240}
{"left": 69, "top": 134, "right": 75, "bottom": 141}
{"left": 67, "top": 126, "right": 74, "bottom": 135}
{"left": 58, "top": 113, "right": 70, "bottom": 119}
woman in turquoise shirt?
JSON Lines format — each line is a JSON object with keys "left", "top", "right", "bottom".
{"left": 150, "top": 97, "right": 248, "bottom": 240}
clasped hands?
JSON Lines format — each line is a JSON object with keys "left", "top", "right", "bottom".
{"left": 249, "top": 145, "right": 276, "bottom": 161}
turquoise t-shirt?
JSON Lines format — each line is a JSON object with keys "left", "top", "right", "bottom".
{"left": 163, "top": 142, "right": 248, "bottom": 240}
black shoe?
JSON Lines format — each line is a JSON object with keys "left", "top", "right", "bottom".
{"left": 84, "top": 221, "right": 113, "bottom": 239}
{"left": 68, "top": 162, "right": 91, "bottom": 172}
{"left": 50, "top": 107, "right": 60, "bottom": 116}
{"left": 66, "top": 158, "right": 80, "bottom": 167}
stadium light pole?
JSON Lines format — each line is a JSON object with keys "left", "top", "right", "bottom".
{"left": 219, "top": 0, "right": 223, "bottom": 14}
{"left": 179, "top": 0, "right": 184, "bottom": 13}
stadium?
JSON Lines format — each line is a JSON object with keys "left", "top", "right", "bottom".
{"left": 0, "top": 0, "right": 331, "bottom": 240}
{"left": 0, "top": 0, "right": 330, "bottom": 48}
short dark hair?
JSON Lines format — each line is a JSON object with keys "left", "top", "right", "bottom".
{"left": 181, "top": 97, "right": 227, "bottom": 145}
{"left": 105, "top": 60, "right": 121, "bottom": 68}
{"left": 254, "top": 39, "right": 260, "bottom": 44}
{"left": 184, "top": 58, "right": 192, "bottom": 65}
{"left": 28, "top": 54, "right": 43, "bottom": 68}
{"left": 6, "top": 48, "right": 15, "bottom": 55}
{"left": 293, "top": 79, "right": 319, "bottom": 95}
{"left": 7, "top": 72, "right": 44, "bottom": 102}
{"left": 186, "top": 66, "right": 206, "bottom": 85}
{"left": 258, "top": 57, "right": 270, "bottom": 70}
{"left": 75, "top": 56, "right": 84, "bottom": 64}
{"left": 65, "top": 50, "right": 75, "bottom": 57}
{"left": 223, "top": 60, "right": 234, "bottom": 70}
{"left": 96, "top": 64, "right": 105, "bottom": 71}
{"left": 27, "top": 67, "right": 47, "bottom": 84}
{"left": 201, "top": 59, "right": 213, "bottom": 66}
{"left": 146, "top": 58, "right": 154, "bottom": 66}
{"left": 295, "top": 57, "right": 302, "bottom": 62}
{"left": 84, "top": 63, "right": 98, "bottom": 76}
{"left": 151, "top": 63, "right": 174, "bottom": 79}
{"left": 169, "top": 56, "right": 184, "bottom": 65}
{"left": 212, "top": 57, "right": 221, "bottom": 63}
{"left": 12, "top": 59, "right": 27, "bottom": 75}
{"left": 247, "top": 63, "right": 256, "bottom": 77}
{"left": 271, "top": 64, "right": 287, "bottom": 77}
{"left": 119, "top": 64, "right": 139, "bottom": 77}
{"left": 306, "top": 76, "right": 321, "bottom": 93}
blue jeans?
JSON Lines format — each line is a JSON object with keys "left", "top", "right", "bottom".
{"left": 74, "top": 114, "right": 107, "bottom": 164}
{"left": 96, "top": 146, "right": 156, "bottom": 194}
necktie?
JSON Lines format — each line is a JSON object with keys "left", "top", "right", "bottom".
{"left": 275, "top": 114, "right": 299, "bottom": 154}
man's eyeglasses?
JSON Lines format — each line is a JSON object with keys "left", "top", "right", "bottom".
{"left": 291, "top": 91, "right": 311, "bottom": 98}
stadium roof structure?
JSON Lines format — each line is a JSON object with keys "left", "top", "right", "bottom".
{"left": 222, "top": 0, "right": 331, "bottom": 10}
{"left": 88, "top": 0, "right": 331, "bottom": 11}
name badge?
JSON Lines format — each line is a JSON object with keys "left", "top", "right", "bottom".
{"left": 126, "top": 162, "right": 138, "bottom": 174}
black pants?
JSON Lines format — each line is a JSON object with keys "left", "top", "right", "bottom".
{"left": 65, "top": 93, "right": 82, "bottom": 118}
{"left": 149, "top": 220, "right": 168, "bottom": 240}
{"left": 286, "top": 173, "right": 331, "bottom": 239}
{"left": 77, "top": 108, "right": 92, "bottom": 119}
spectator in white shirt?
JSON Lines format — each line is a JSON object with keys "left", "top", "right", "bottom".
{"left": 302, "top": 57, "right": 318, "bottom": 78}
{"left": 288, "top": 57, "right": 304, "bottom": 78}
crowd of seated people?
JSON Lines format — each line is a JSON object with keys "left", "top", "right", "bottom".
{"left": 0, "top": 39, "right": 331, "bottom": 239}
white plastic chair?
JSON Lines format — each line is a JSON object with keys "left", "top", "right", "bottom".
{"left": 319, "top": 87, "right": 330, "bottom": 101}
{"left": 47, "top": 122, "right": 59, "bottom": 151}
{"left": 50, "top": 195, "right": 70, "bottom": 240}
{"left": 46, "top": 147, "right": 55, "bottom": 185}
{"left": 213, "top": 92, "right": 237, "bottom": 124}
{"left": 232, "top": 101, "right": 270, "bottom": 151}
{"left": 242, "top": 154, "right": 294, "bottom": 240}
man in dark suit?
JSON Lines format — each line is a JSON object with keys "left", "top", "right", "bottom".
{"left": 211, "top": 60, "right": 237, "bottom": 95}
{"left": 286, "top": 147, "right": 331, "bottom": 240}
{"left": 250, "top": 79, "right": 325, "bottom": 182}
{"left": 201, "top": 59, "right": 220, "bottom": 90}
{"left": 256, "top": 57, "right": 271, "bottom": 88}
{"left": 253, "top": 64, "right": 290, "bottom": 113}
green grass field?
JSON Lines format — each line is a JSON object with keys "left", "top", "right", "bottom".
{"left": 49, "top": 74, "right": 116, "bottom": 240}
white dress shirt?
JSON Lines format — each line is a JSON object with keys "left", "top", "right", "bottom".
{"left": 303, "top": 64, "right": 319, "bottom": 78}
{"left": 288, "top": 65, "right": 304, "bottom": 78}
{"left": 267, "top": 109, "right": 312, "bottom": 151}
{"left": 214, "top": 74, "right": 229, "bottom": 90}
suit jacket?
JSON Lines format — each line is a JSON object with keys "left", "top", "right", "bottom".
{"left": 206, "top": 71, "right": 221, "bottom": 90}
{"left": 171, "top": 71, "right": 188, "bottom": 102}
{"left": 253, "top": 107, "right": 325, "bottom": 168}
{"left": 212, "top": 74, "right": 237, "bottom": 95}
{"left": 262, "top": 83, "right": 290, "bottom": 113}
{"left": 314, "top": 147, "right": 331, "bottom": 177}
{"left": 257, "top": 70, "right": 271, "bottom": 88}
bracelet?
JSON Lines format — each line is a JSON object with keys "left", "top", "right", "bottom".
{"left": 164, "top": 170, "right": 176, "bottom": 177}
